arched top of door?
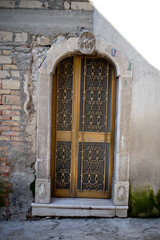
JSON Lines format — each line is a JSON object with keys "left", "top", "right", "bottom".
{"left": 39, "top": 33, "right": 132, "bottom": 79}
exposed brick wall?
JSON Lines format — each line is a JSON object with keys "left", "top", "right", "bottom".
{"left": 0, "top": 33, "right": 21, "bottom": 211}
{"left": 0, "top": 31, "right": 36, "bottom": 219}
{"left": 0, "top": 28, "right": 93, "bottom": 218}
{"left": 0, "top": 0, "right": 92, "bottom": 216}
{"left": 0, "top": 0, "right": 93, "bottom": 10}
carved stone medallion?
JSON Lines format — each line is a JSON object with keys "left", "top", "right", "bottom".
{"left": 78, "top": 32, "right": 96, "bottom": 54}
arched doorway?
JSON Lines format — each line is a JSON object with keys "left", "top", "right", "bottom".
{"left": 51, "top": 55, "right": 116, "bottom": 199}
{"left": 33, "top": 35, "right": 133, "bottom": 217}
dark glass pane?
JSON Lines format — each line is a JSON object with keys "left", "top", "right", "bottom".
{"left": 57, "top": 57, "right": 73, "bottom": 131}
{"left": 79, "top": 58, "right": 84, "bottom": 132}
{"left": 79, "top": 58, "right": 108, "bottom": 132}
{"left": 77, "top": 142, "right": 110, "bottom": 191}
{"left": 105, "top": 143, "right": 110, "bottom": 190}
{"left": 107, "top": 64, "right": 113, "bottom": 132}
{"left": 55, "top": 141, "right": 71, "bottom": 190}
{"left": 77, "top": 142, "right": 111, "bottom": 191}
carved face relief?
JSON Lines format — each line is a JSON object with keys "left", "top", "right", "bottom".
{"left": 78, "top": 32, "right": 96, "bottom": 54}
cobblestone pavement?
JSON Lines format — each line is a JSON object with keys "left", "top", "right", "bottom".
{"left": 1, "top": 218, "right": 160, "bottom": 240}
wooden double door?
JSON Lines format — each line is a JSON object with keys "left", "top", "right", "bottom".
{"left": 51, "top": 55, "right": 116, "bottom": 198}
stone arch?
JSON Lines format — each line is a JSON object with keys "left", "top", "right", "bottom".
{"left": 35, "top": 36, "right": 133, "bottom": 211}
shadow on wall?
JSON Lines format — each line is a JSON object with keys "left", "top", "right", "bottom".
{"left": 93, "top": 3, "right": 160, "bottom": 213}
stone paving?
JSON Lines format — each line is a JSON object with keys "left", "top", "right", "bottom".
{"left": 1, "top": 218, "right": 160, "bottom": 240}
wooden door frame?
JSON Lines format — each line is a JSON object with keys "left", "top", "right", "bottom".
{"left": 51, "top": 55, "right": 116, "bottom": 199}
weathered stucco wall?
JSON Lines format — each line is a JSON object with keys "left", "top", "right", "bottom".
{"left": 93, "top": 9, "right": 160, "bottom": 193}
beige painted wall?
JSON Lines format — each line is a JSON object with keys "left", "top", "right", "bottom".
{"left": 93, "top": 7, "right": 160, "bottom": 193}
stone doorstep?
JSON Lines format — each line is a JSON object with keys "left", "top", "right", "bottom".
{"left": 32, "top": 198, "right": 128, "bottom": 218}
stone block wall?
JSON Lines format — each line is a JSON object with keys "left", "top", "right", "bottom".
{"left": 0, "top": 28, "right": 93, "bottom": 219}
{"left": 0, "top": 31, "right": 54, "bottom": 218}
{"left": 0, "top": 0, "right": 93, "bottom": 218}
{"left": 0, "top": 33, "right": 20, "bottom": 208}
{"left": 0, "top": 0, "right": 93, "bottom": 10}
{"left": 0, "top": 31, "right": 35, "bottom": 219}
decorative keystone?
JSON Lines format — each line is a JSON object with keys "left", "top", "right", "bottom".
{"left": 78, "top": 32, "right": 96, "bottom": 55}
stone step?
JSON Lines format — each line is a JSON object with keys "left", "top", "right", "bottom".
{"left": 32, "top": 198, "right": 128, "bottom": 217}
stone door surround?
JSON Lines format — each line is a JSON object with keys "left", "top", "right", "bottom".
{"left": 35, "top": 33, "right": 133, "bottom": 212}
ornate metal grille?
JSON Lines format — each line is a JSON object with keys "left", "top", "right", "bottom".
{"left": 55, "top": 57, "right": 73, "bottom": 190}
{"left": 57, "top": 57, "right": 73, "bottom": 131}
{"left": 78, "top": 57, "right": 110, "bottom": 192}
{"left": 79, "top": 58, "right": 108, "bottom": 132}
{"left": 55, "top": 141, "right": 71, "bottom": 189}
{"left": 53, "top": 56, "right": 115, "bottom": 198}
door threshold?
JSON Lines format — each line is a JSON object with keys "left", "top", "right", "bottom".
{"left": 32, "top": 198, "right": 128, "bottom": 217}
